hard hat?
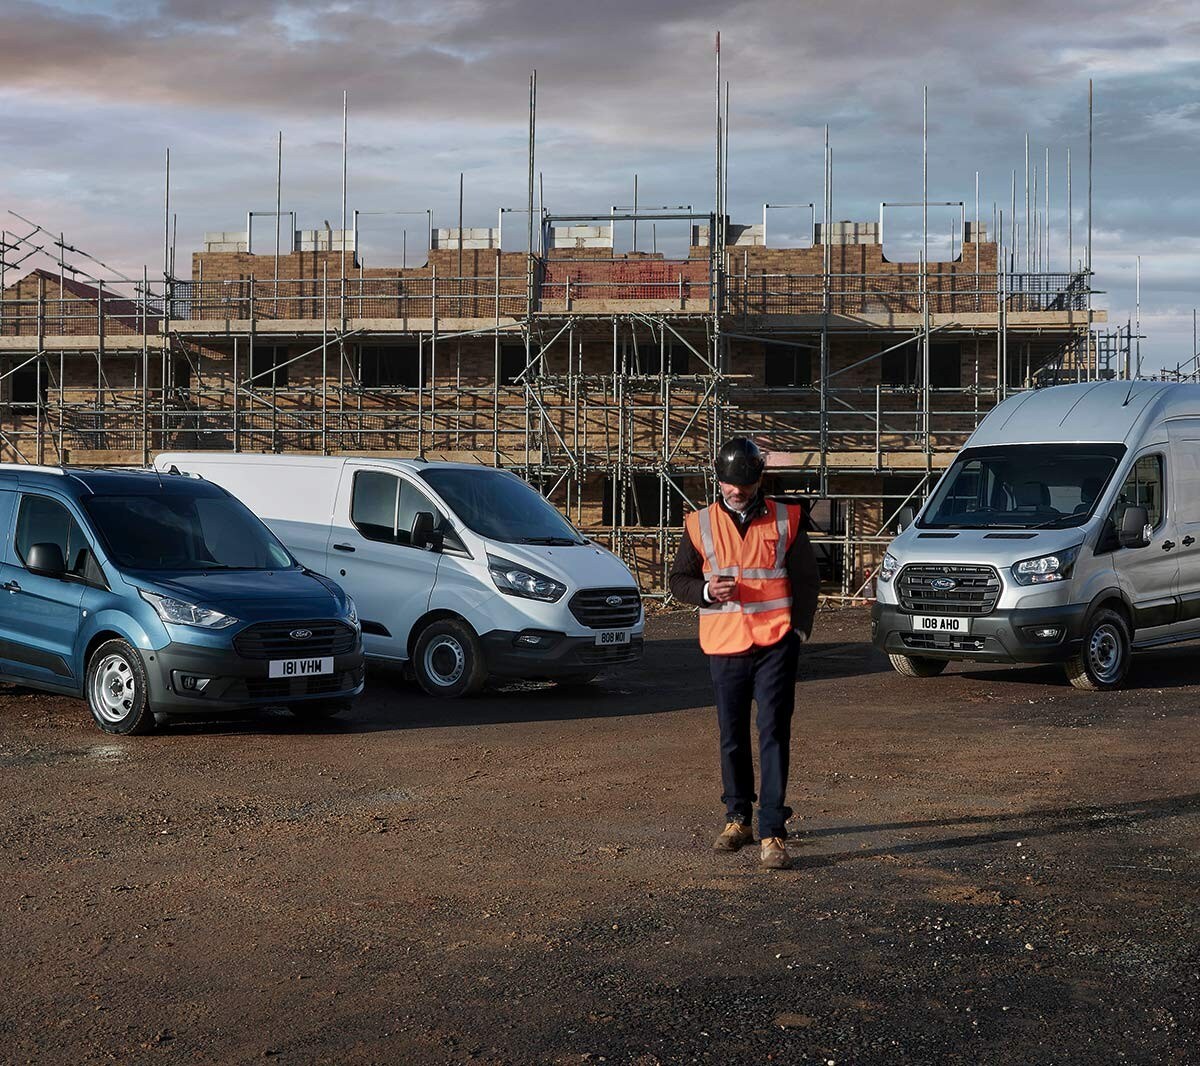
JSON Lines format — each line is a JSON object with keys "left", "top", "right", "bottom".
{"left": 715, "top": 437, "right": 764, "bottom": 486}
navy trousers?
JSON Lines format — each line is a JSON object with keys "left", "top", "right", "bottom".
{"left": 709, "top": 631, "right": 801, "bottom": 839}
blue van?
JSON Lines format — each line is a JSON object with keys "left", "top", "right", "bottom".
{"left": 0, "top": 465, "right": 364, "bottom": 734}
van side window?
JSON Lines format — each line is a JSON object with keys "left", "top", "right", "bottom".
{"left": 351, "top": 471, "right": 401, "bottom": 543}
{"left": 1110, "top": 455, "right": 1164, "bottom": 531}
{"left": 15, "top": 495, "right": 98, "bottom": 579}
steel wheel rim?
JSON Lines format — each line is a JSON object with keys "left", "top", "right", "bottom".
{"left": 424, "top": 636, "right": 466, "bottom": 687}
{"left": 90, "top": 653, "right": 137, "bottom": 723}
{"left": 1088, "top": 623, "right": 1123, "bottom": 683}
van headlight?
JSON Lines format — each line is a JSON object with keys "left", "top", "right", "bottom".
{"left": 878, "top": 552, "right": 900, "bottom": 583}
{"left": 345, "top": 595, "right": 359, "bottom": 629}
{"left": 1011, "top": 545, "right": 1081, "bottom": 586}
{"left": 487, "top": 555, "right": 567, "bottom": 602}
{"left": 139, "top": 589, "right": 239, "bottom": 629}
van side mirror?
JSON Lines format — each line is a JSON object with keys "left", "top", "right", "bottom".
{"left": 1118, "top": 505, "right": 1151, "bottom": 549}
{"left": 896, "top": 505, "right": 916, "bottom": 532}
{"left": 26, "top": 542, "right": 67, "bottom": 578}
{"left": 410, "top": 511, "right": 444, "bottom": 552}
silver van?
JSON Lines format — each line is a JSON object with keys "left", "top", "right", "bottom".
{"left": 872, "top": 381, "right": 1200, "bottom": 690}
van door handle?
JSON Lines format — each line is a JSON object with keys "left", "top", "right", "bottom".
{"left": 333, "top": 543, "right": 356, "bottom": 553}
{"left": 1162, "top": 540, "right": 1176, "bottom": 551}
{"left": 1184, "top": 536, "right": 1195, "bottom": 547}
{"left": 3, "top": 580, "right": 20, "bottom": 592}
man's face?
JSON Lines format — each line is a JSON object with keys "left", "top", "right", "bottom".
{"left": 719, "top": 478, "right": 761, "bottom": 511}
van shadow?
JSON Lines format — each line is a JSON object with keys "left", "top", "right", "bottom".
{"left": 955, "top": 640, "right": 1200, "bottom": 692}
{"left": 795, "top": 791, "right": 1200, "bottom": 870}
{"left": 154, "top": 638, "right": 887, "bottom": 736}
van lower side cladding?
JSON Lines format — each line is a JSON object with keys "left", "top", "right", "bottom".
{"left": 0, "top": 227, "right": 1122, "bottom": 599}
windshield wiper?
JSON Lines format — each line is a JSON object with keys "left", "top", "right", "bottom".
{"left": 1031, "top": 515, "right": 1082, "bottom": 529}
{"left": 517, "top": 536, "right": 582, "bottom": 546}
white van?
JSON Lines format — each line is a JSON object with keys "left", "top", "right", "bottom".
{"left": 873, "top": 381, "right": 1200, "bottom": 691}
{"left": 154, "top": 454, "right": 644, "bottom": 696}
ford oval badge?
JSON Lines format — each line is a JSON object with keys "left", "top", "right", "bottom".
{"left": 930, "top": 578, "right": 958, "bottom": 592}
{"left": 605, "top": 595, "right": 623, "bottom": 607}
{"left": 290, "top": 628, "right": 313, "bottom": 640}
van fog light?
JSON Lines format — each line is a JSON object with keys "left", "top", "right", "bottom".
{"left": 513, "top": 631, "right": 560, "bottom": 648}
{"left": 1023, "top": 626, "right": 1063, "bottom": 642}
{"left": 180, "top": 674, "right": 212, "bottom": 692}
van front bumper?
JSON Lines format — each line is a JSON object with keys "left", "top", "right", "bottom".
{"left": 481, "top": 629, "right": 645, "bottom": 679}
{"left": 145, "top": 641, "right": 365, "bottom": 715}
{"left": 871, "top": 602, "right": 1089, "bottom": 664}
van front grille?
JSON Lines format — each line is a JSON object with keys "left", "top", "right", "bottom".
{"left": 234, "top": 620, "right": 358, "bottom": 660}
{"left": 569, "top": 588, "right": 642, "bottom": 629}
{"left": 897, "top": 564, "right": 1001, "bottom": 616}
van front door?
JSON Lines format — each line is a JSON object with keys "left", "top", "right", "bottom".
{"left": 1110, "top": 452, "right": 1178, "bottom": 639}
{"left": 1166, "top": 419, "right": 1200, "bottom": 632}
{"left": 328, "top": 466, "right": 441, "bottom": 660}
{"left": 0, "top": 493, "right": 89, "bottom": 686}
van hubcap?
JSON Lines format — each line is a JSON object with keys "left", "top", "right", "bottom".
{"left": 91, "top": 654, "right": 137, "bottom": 722}
{"left": 1088, "top": 624, "right": 1124, "bottom": 683}
{"left": 424, "top": 636, "right": 466, "bottom": 687}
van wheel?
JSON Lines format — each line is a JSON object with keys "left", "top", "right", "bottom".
{"left": 413, "top": 619, "right": 487, "bottom": 698}
{"left": 1065, "top": 609, "right": 1131, "bottom": 691}
{"left": 888, "top": 653, "right": 948, "bottom": 678}
{"left": 86, "top": 639, "right": 156, "bottom": 735}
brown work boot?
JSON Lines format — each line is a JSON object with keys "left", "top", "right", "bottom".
{"left": 760, "top": 836, "right": 792, "bottom": 870}
{"left": 713, "top": 821, "right": 755, "bottom": 852}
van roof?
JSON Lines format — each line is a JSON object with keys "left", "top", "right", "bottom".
{"left": 155, "top": 453, "right": 512, "bottom": 476}
{"left": 0, "top": 465, "right": 229, "bottom": 497}
{"left": 966, "top": 381, "right": 1200, "bottom": 448}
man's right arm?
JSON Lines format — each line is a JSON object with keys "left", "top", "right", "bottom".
{"left": 669, "top": 531, "right": 710, "bottom": 607}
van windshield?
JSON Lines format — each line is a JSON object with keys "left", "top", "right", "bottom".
{"left": 919, "top": 443, "right": 1126, "bottom": 530}
{"left": 84, "top": 493, "right": 296, "bottom": 571}
{"left": 418, "top": 468, "right": 586, "bottom": 545}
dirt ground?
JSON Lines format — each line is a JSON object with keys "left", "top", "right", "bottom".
{"left": 1, "top": 607, "right": 1197, "bottom": 1065}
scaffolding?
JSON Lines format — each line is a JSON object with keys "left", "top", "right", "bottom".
{"left": 0, "top": 72, "right": 1135, "bottom": 600}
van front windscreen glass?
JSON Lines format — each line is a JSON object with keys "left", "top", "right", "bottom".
{"left": 418, "top": 468, "right": 585, "bottom": 545}
{"left": 919, "top": 444, "right": 1126, "bottom": 530}
{"left": 85, "top": 494, "right": 296, "bottom": 570}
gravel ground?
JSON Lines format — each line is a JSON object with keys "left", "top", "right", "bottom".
{"left": 1, "top": 607, "right": 1197, "bottom": 1065}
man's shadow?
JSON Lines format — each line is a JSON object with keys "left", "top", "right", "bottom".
{"left": 793, "top": 791, "right": 1200, "bottom": 869}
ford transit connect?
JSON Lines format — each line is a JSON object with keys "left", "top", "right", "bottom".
{"left": 873, "top": 381, "right": 1200, "bottom": 690}
{"left": 155, "top": 454, "right": 644, "bottom": 697}
{"left": 0, "top": 465, "right": 363, "bottom": 733}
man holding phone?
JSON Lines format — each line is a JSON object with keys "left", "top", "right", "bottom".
{"left": 669, "top": 438, "right": 820, "bottom": 869}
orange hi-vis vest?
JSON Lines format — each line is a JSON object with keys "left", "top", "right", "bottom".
{"left": 684, "top": 498, "right": 802, "bottom": 655}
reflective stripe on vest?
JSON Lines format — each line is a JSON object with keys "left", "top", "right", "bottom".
{"left": 685, "top": 499, "right": 800, "bottom": 654}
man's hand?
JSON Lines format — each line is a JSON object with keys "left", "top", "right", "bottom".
{"left": 708, "top": 575, "right": 738, "bottom": 603}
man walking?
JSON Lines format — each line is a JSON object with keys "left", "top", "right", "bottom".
{"left": 669, "top": 438, "right": 820, "bottom": 870}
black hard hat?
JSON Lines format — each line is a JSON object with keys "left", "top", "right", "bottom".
{"left": 715, "top": 437, "right": 764, "bottom": 485}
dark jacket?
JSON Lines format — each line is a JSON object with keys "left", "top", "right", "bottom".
{"left": 669, "top": 494, "right": 821, "bottom": 640}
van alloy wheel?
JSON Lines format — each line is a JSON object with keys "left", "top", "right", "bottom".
{"left": 90, "top": 653, "right": 138, "bottom": 724}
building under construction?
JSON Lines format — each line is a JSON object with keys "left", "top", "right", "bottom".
{"left": 0, "top": 83, "right": 1134, "bottom": 599}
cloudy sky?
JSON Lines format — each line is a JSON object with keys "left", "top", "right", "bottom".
{"left": 0, "top": 0, "right": 1195, "bottom": 370}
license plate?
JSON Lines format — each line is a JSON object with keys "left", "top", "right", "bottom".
{"left": 912, "top": 615, "right": 971, "bottom": 635}
{"left": 269, "top": 656, "right": 334, "bottom": 678}
{"left": 594, "top": 630, "right": 632, "bottom": 647}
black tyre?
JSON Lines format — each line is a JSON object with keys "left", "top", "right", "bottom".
{"left": 86, "top": 638, "right": 156, "bottom": 735}
{"left": 288, "top": 699, "right": 352, "bottom": 721}
{"left": 1065, "top": 608, "right": 1131, "bottom": 691}
{"left": 556, "top": 671, "right": 600, "bottom": 688}
{"left": 412, "top": 619, "right": 487, "bottom": 698}
{"left": 888, "top": 653, "right": 949, "bottom": 678}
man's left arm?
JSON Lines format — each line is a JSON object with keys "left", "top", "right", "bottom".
{"left": 787, "top": 524, "right": 821, "bottom": 640}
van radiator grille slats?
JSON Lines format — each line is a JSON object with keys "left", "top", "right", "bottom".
{"left": 568, "top": 588, "right": 642, "bottom": 629}
{"left": 234, "top": 620, "right": 357, "bottom": 660}
{"left": 897, "top": 564, "right": 1001, "bottom": 616}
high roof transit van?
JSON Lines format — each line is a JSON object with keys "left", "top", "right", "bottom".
{"left": 872, "top": 381, "right": 1200, "bottom": 690}
{"left": 0, "top": 465, "right": 362, "bottom": 734}
{"left": 154, "top": 454, "right": 645, "bottom": 697}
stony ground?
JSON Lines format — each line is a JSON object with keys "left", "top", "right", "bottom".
{"left": 1, "top": 608, "right": 1197, "bottom": 1065}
